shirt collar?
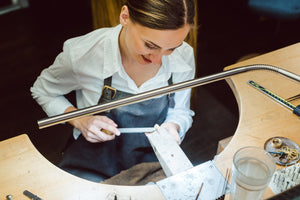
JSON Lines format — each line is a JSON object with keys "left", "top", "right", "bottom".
{"left": 162, "top": 45, "right": 193, "bottom": 73}
{"left": 102, "top": 25, "right": 193, "bottom": 77}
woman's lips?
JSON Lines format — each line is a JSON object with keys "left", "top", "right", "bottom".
{"left": 142, "top": 55, "right": 152, "bottom": 64}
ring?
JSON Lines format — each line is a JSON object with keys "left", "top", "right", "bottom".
{"left": 271, "top": 138, "right": 282, "bottom": 148}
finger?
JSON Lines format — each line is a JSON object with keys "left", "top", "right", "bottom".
{"left": 85, "top": 128, "right": 115, "bottom": 142}
{"left": 95, "top": 115, "right": 118, "bottom": 127}
{"left": 169, "top": 130, "right": 181, "bottom": 145}
{"left": 101, "top": 123, "right": 121, "bottom": 136}
{"left": 90, "top": 126, "right": 116, "bottom": 141}
{"left": 93, "top": 117, "right": 120, "bottom": 136}
{"left": 83, "top": 132, "right": 104, "bottom": 143}
{"left": 86, "top": 137, "right": 101, "bottom": 143}
{"left": 99, "top": 130, "right": 116, "bottom": 141}
{"left": 160, "top": 124, "right": 181, "bottom": 144}
{"left": 175, "top": 135, "right": 181, "bottom": 145}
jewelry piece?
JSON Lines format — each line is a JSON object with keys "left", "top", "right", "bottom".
{"left": 271, "top": 138, "right": 282, "bottom": 148}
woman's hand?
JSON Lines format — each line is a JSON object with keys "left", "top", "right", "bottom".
{"left": 65, "top": 106, "right": 120, "bottom": 143}
{"left": 160, "top": 122, "right": 181, "bottom": 145}
{"left": 72, "top": 115, "right": 121, "bottom": 143}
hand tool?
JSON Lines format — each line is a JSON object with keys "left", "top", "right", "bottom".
{"left": 102, "top": 127, "right": 155, "bottom": 135}
{"left": 23, "top": 190, "right": 42, "bottom": 200}
{"left": 118, "top": 127, "right": 155, "bottom": 133}
{"left": 147, "top": 125, "right": 230, "bottom": 200}
{"left": 248, "top": 80, "right": 300, "bottom": 117}
{"left": 195, "top": 183, "right": 204, "bottom": 200}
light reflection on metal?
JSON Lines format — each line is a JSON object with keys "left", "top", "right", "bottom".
{"left": 38, "top": 64, "right": 300, "bottom": 129}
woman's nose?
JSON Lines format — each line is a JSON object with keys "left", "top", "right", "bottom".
{"left": 149, "top": 52, "right": 164, "bottom": 65}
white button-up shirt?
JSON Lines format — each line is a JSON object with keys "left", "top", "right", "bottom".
{"left": 31, "top": 25, "right": 195, "bottom": 139}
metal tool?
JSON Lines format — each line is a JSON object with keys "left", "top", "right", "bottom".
{"left": 146, "top": 125, "right": 193, "bottom": 176}
{"left": 23, "top": 190, "right": 43, "bottom": 200}
{"left": 286, "top": 93, "right": 300, "bottom": 102}
{"left": 118, "top": 127, "right": 155, "bottom": 133}
{"left": 268, "top": 151, "right": 286, "bottom": 157}
{"left": 156, "top": 160, "right": 230, "bottom": 200}
{"left": 37, "top": 64, "right": 300, "bottom": 129}
{"left": 195, "top": 183, "right": 204, "bottom": 200}
{"left": 248, "top": 80, "right": 300, "bottom": 117}
{"left": 216, "top": 168, "right": 231, "bottom": 200}
{"left": 147, "top": 126, "right": 230, "bottom": 200}
{"left": 102, "top": 127, "right": 155, "bottom": 136}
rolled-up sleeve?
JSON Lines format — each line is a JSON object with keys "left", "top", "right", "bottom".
{"left": 165, "top": 88, "right": 195, "bottom": 140}
{"left": 163, "top": 43, "right": 196, "bottom": 140}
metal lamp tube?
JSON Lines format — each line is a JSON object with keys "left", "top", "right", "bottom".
{"left": 37, "top": 64, "right": 300, "bottom": 129}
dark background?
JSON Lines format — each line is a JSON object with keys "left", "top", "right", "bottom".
{"left": 0, "top": 0, "right": 300, "bottom": 166}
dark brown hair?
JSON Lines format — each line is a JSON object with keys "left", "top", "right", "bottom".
{"left": 124, "top": 0, "right": 195, "bottom": 30}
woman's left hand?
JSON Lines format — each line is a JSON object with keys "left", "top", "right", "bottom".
{"left": 160, "top": 122, "right": 181, "bottom": 145}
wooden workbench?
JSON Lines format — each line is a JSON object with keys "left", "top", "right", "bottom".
{"left": 1, "top": 42, "right": 300, "bottom": 199}
{"left": 215, "top": 42, "right": 300, "bottom": 199}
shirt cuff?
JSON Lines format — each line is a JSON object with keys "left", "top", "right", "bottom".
{"left": 43, "top": 96, "right": 74, "bottom": 117}
{"left": 164, "top": 109, "right": 195, "bottom": 140}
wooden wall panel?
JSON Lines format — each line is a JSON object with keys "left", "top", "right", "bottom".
{"left": 91, "top": 0, "right": 124, "bottom": 28}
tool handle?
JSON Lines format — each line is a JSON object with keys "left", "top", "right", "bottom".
{"left": 293, "top": 105, "right": 300, "bottom": 117}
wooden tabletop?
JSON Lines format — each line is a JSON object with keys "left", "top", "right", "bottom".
{"left": 0, "top": 134, "right": 165, "bottom": 200}
{"left": 1, "top": 42, "right": 300, "bottom": 200}
{"left": 215, "top": 42, "right": 300, "bottom": 199}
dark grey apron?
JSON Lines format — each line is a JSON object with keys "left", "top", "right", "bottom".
{"left": 59, "top": 76, "right": 174, "bottom": 182}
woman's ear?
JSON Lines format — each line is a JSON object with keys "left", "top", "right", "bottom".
{"left": 120, "top": 5, "right": 130, "bottom": 26}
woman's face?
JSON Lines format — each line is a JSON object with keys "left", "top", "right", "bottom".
{"left": 120, "top": 7, "right": 191, "bottom": 66}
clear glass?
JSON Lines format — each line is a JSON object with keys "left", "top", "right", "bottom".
{"left": 229, "top": 146, "right": 276, "bottom": 200}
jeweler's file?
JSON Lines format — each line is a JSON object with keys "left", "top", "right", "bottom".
{"left": 248, "top": 80, "right": 300, "bottom": 117}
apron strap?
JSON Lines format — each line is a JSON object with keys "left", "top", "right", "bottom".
{"left": 168, "top": 75, "right": 173, "bottom": 85}
{"left": 101, "top": 75, "right": 174, "bottom": 103}
{"left": 102, "top": 77, "right": 116, "bottom": 100}
{"left": 167, "top": 75, "right": 175, "bottom": 108}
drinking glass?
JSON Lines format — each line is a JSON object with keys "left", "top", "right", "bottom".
{"left": 229, "top": 146, "right": 276, "bottom": 200}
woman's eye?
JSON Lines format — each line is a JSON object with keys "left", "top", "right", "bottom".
{"left": 145, "top": 43, "right": 157, "bottom": 50}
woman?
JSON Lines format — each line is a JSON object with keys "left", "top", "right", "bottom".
{"left": 31, "top": 0, "right": 196, "bottom": 182}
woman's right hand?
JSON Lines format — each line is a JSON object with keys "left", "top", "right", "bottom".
{"left": 65, "top": 106, "right": 120, "bottom": 143}
{"left": 71, "top": 115, "right": 121, "bottom": 143}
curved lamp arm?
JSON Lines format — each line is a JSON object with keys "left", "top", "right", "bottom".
{"left": 37, "top": 64, "right": 300, "bottom": 129}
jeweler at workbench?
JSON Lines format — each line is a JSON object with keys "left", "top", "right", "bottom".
{"left": 31, "top": 0, "right": 196, "bottom": 182}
